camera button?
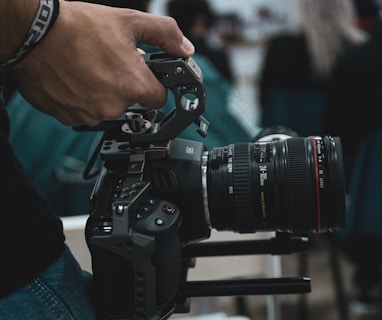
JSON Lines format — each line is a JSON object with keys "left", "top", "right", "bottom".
{"left": 135, "top": 213, "right": 144, "bottom": 220}
{"left": 142, "top": 206, "right": 150, "bottom": 213}
{"left": 155, "top": 218, "right": 165, "bottom": 226}
{"left": 163, "top": 205, "right": 177, "bottom": 215}
{"left": 115, "top": 205, "right": 124, "bottom": 216}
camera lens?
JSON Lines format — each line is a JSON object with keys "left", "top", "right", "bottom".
{"left": 205, "top": 136, "right": 346, "bottom": 234}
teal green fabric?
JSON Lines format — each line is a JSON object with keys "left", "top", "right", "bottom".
{"left": 7, "top": 93, "right": 102, "bottom": 216}
{"left": 161, "top": 54, "right": 252, "bottom": 150}
{"left": 261, "top": 87, "right": 327, "bottom": 137}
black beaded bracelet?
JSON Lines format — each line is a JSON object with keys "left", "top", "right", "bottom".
{"left": 0, "top": 0, "right": 60, "bottom": 69}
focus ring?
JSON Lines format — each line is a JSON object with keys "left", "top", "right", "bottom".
{"left": 232, "top": 143, "right": 254, "bottom": 232}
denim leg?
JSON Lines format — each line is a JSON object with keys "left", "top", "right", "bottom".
{"left": 0, "top": 245, "right": 96, "bottom": 320}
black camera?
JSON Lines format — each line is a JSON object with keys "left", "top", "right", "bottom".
{"left": 77, "top": 52, "right": 346, "bottom": 319}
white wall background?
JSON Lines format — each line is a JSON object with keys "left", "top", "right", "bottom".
{"left": 148, "top": 0, "right": 297, "bottom": 23}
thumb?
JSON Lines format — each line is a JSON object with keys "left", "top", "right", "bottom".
{"left": 134, "top": 13, "right": 195, "bottom": 57}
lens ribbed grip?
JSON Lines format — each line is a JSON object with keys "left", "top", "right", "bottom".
{"left": 286, "top": 138, "right": 312, "bottom": 232}
{"left": 232, "top": 143, "right": 254, "bottom": 232}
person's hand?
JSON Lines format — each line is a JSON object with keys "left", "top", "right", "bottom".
{"left": 9, "top": 1, "right": 195, "bottom": 126}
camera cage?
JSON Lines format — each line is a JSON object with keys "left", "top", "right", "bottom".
{"left": 77, "top": 52, "right": 313, "bottom": 320}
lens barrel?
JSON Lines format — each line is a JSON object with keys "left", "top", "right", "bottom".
{"left": 206, "top": 136, "right": 345, "bottom": 234}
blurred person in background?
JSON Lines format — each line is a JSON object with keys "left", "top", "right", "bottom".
{"left": 258, "top": 0, "right": 367, "bottom": 137}
{"left": 323, "top": 0, "right": 382, "bottom": 316}
{"left": 324, "top": 0, "right": 382, "bottom": 190}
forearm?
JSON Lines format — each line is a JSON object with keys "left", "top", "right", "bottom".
{"left": 0, "top": 0, "right": 39, "bottom": 62}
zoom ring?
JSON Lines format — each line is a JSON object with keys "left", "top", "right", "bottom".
{"left": 286, "top": 138, "right": 312, "bottom": 233}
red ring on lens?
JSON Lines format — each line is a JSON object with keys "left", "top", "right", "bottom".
{"left": 312, "top": 137, "right": 321, "bottom": 232}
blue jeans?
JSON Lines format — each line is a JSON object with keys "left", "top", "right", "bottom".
{"left": 0, "top": 245, "right": 96, "bottom": 320}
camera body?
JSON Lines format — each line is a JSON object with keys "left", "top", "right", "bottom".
{"left": 81, "top": 53, "right": 346, "bottom": 319}
{"left": 84, "top": 53, "right": 210, "bottom": 319}
{"left": 86, "top": 137, "right": 210, "bottom": 319}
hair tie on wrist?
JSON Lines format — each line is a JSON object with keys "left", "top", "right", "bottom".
{"left": 0, "top": 0, "right": 60, "bottom": 69}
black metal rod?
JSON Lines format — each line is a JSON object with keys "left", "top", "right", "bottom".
{"left": 176, "top": 277, "right": 311, "bottom": 298}
{"left": 182, "top": 236, "right": 309, "bottom": 258}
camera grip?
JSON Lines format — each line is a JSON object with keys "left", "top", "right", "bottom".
{"left": 132, "top": 198, "right": 182, "bottom": 308}
{"left": 86, "top": 174, "right": 182, "bottom": 319}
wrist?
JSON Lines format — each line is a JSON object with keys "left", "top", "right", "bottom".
{"left": 0, "top": 0, "right": 60, "bottom": 68}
